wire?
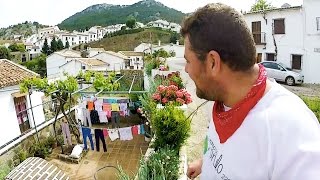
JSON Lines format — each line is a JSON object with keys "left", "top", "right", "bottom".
{"left": 94, "top": 165, "right": 121, "bottom": 180}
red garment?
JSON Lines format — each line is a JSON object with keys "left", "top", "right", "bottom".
{"left": 213, "top": 64, "right": 267, "bottom": 143}
{"left": 87, "top": 101, "right": 94, "bottom": 111}
{"left": 103, "top": 129, "right": 108, "bottom": 137}
{"left": 132, "top": 125, "right": 139, "bottom": 135}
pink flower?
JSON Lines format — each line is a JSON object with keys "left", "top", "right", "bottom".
{"left": 176, "top": 98, "right": 185, "bottom": 105}
{"left": 176, "top": 90, "right": 184, "bottom": 98}
{"left": 162, "top": 98, "right": 168, "bottom": 104}
{"left": 185, "top": 97, "right": 192, "bottom": 104}
{"left": 152, "top": 93, "right": 161, "bottom": 101}
{"left": 157, "top": 85, "right": 166, "bottom": 93}
{"left": 168, "top": 85, "right": 178, "bottom": 91}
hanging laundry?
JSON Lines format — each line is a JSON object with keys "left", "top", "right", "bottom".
{"left": 102, "top": 103, "right": 112, "bottom": 118}
{"left": 61, "top": 121, "right": 72, "bottom": 146}
{"left": 117, "top": 99, "right": 129, "bottom": 103}
{"left": 95, "top": 99, "right": 103, "bottom": 112}
{"left": 111, "top": 111, "right": 120, "bottom": 128}
{"left": 111, "top": 103, "right": 120, "bottom": 111}
{"left": 82, "top": 127, "right": 94, "bottom": 150}
{"left": 119, "top": 127, "right": 133, "bottom": 141}
{"left": 132, "top": 125, "right": 139, "bottom": 135}
{"left": 90, "top": 109, "right": 100, "bottom": 124}
{"left": 137, "top": 125, "right": 141, "bottom": 134}
{"left": 103, "top": 128, "right": 108, "bottom": 137}
{"left": 94, "top": 129, "right": 107, "bottom": 152}
{"left": 99, "top": 111, "right": 108, "bottom": 123}
{"left": 108, "top": 129, "right": 119, "bottom": 141}
{"left": 83, "top": 109, "right": 92, "bottom": 127}
{"left": 140, "top": 124, "right": 145, "bottom": 135}
{"left": 87, "top": 101, "right": 94, "bottom": 111}
{"left": 119, "top": 103, "right": 128, "bottom": 116}
{"left": 103, "top": 99, "right": 117, "bottom": 103}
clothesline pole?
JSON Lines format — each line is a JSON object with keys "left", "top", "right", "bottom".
{"left": 114, "top": 75, "right": 125, "bottom": 83}
{"left": 94, "top": 89, "right": 103, "bottom": 97}
{"left": 128, "top": 75, "right": 136, "bottom": 94}
{"left": 28, "top": 87, "right": 39, "bottom": 143}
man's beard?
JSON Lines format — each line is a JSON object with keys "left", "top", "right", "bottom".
{"left": 196, "top": 86, "right": 213, "bottom": 101}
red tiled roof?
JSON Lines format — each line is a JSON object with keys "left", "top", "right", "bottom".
{"left": 0, "top": 59, "right": 38, "bottom": 88}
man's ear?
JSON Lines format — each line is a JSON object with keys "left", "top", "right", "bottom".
{"left": 207, "top": 50, "right": 221, "bottom": 75}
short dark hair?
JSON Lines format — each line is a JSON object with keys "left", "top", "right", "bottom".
{"left": 181, "top": 3, "right": 256, "bottom": 71}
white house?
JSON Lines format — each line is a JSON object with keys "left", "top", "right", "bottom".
{"left": 59, "top": 58, "right": 109, "bottom": 78}
{"left": 169, "top": 23, "right": 182, "bottom": 33}
{"left": 88, "top": 26, "right": 106, "bottom": 40}
{"left": 46, "top": 49, "right": 82, "bottom": 81}
{"left": 244, "top": 0, "right": 320, "bottom": 83}
{"left": 91, "top": 51, "right": 128, "bottom": 72}
{"left": 38, "top": 26, "right": 60, "bottom": 37}
{"left": 147, "top": 20, "right": 170, "bottom": 29}
{"left": 118, "top": 51, "right": 144, "bottom": 70}
{"left": 0, "top": 59, "right": 45, "bottom": 150}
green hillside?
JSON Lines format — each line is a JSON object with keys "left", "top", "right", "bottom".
{"left": 58, "top": 0, "right": 186, "bottom": 31}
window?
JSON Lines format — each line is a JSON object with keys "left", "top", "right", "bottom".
{"left": 317, "top": 17, "right": 320, "bottom": 31}
{"left": 72, "top": 37, "right": 74, "bottom": 41}
{"left": 14, "top": 96, "right": 31, "bottom": 134}
{"left": 65, "top": 37, "right": 68, "bottom": 41}
{"left": 266, "top": 53, "right": 275, "bottom": 61}
{"left": 256, "top": 53, "right": 262, "bottom": 63}
{"left": 30, "top": 54, "right": 33, "bottom": 60}
{"left": 273, "top": 19, "right": 285, "bottom": 34}
{"left": 22, "top": 54, "right": 26, "bottom": 62}
{"left": 292, "top": 55, "right": 302, "bottom": 70}
{"left": 137, "top": 57, "right": 140, "bottom": 61}
{"left": 82, "top": 65, "right": 86, "bottom": 70}
{"left": 252, "top": 21, "right": 263, "bottom": 44}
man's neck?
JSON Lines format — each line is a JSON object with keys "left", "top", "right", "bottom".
{"left": 222, "top": 64, "right": 260, "bottom": 108}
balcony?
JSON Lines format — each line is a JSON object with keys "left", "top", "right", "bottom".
{"left": 253, "top": 32, "right": 266, "bottom": 45}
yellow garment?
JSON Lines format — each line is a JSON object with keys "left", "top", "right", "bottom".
{"left": 111, "top": 103, "right": 120, "bottom": 111}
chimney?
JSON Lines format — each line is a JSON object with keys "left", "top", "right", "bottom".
{"left": 176, "top": 40, "right": 179, "bottom": 45}
{"left": 158, "top": 40, "right": 161, "bottom": 46}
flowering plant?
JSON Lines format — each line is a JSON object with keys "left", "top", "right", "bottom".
{"left": 152, "top": 85, "right": 192, "bottom": 106}
{"left": 154, "top": 71, "right": 184, "bottom": 90}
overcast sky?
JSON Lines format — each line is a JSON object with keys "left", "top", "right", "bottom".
{"left": 0, "top": 0, "right": 303, "bottom": 28}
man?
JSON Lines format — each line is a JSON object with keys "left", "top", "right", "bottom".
{"left": 182, "top": 3, "right": 320, "bottom": 180}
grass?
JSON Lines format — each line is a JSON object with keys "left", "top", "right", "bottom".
{"left": 87, "top": 28, "right": 172, "bottom": 52}
{"left": 300, "top": 96, "right": 320, "bottom": 121}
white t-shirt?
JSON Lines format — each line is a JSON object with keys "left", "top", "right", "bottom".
{"left": 201, "top": 81, "right": 320, "bottom": 180}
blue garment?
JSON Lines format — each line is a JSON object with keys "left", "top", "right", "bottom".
{"left": 82, "top": 127, "right": 94, "bottom": 150}
{"left": 140, "top": 124, "right": 145, "bottom": 135}
{"left": 103, "top": 99, "right": 117, "bottom": 103}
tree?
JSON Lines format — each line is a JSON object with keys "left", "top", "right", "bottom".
{"left": 126, "top": 18, "right": 136, "bottom": 29}
{"left": 250, "top": 0, "right": 274, "bottom": 12}
{"left": 170, "top": 32, "right": 180, "bottom": 44}
{"left": 21, "top": 53, "right": 47, "bottom": 77}
{"left": 57, "top": 39, "right": 64, "bottom": 50}
{"left": 50, "top": 37, "right": 58, "bottom": 53}
{"left": 8, "top": 43, "right": 25, "bottom": 52}
{"left": 0, "top": 46, "right": 11, "bottom": 59}
{"left": 65, "top": 41, "right": 70, "bottom": 49}
{"left": 42, "top": 38, "right": 50, "bottom": 55}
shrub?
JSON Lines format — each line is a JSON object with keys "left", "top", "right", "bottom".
{"left": 29, "top": 141, "right": 50, "bottom": 159}
{"left": 152, "top": 105, "right": 191, "bottom": 152}
{"left": 137, "top": 147, "right": 180, "bottom": 180}
{"left": 0, "top": 161, "right": 11, "bottom": 180}
{"left": 13, "top": 147, "right": 29, "bottom": 166}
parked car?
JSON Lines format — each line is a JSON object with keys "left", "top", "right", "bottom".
{"left": 259, "top": 61, "right": 304, "bottom": 86}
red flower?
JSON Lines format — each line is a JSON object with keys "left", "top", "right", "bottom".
{"left": 168, "top": 85, "right": 178, "bottom": 91}
{"left": 176, "top": 90, "right": 184, "bottom": 98}
{"left": 185, "top": 97, "right": 193, "bottom": 104}
{"left": 162, "top": 98, "right": 168, "bottom": 104}
{"left": 157, "top": 85, "right": 166, "bottom": 93}
{"left": 152, "top": 93, "right": 161, "bottom": 101}
{"left": 176, "top": 98, "right": 185, "bottom": 105}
